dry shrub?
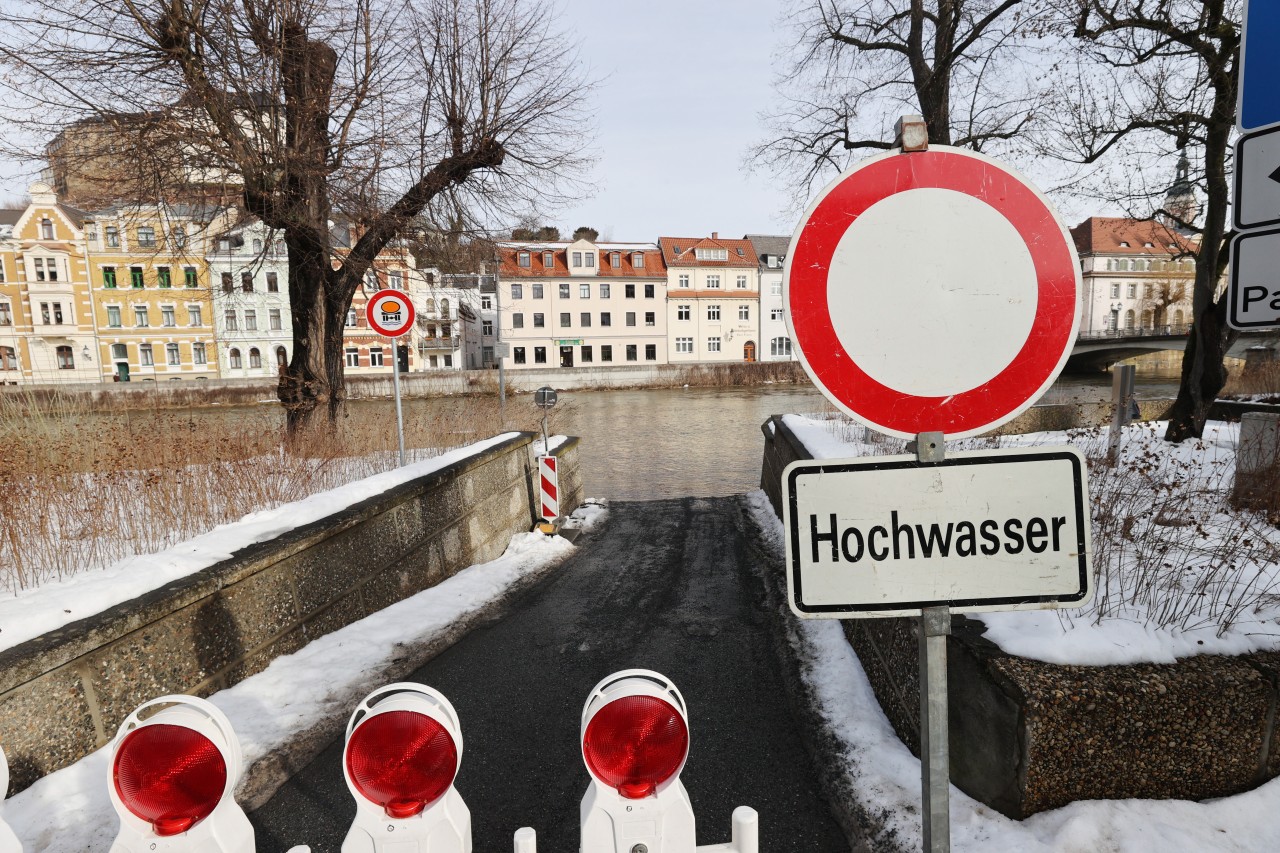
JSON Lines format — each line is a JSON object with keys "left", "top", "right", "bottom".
{"left": 0, "top": 389, "right": 541, "bottom": 592}
{"left": 675, "top": 361, "right": 809, "bottom": 388}
{"left": 1223, "top": 359, "right": 1280, "bottom": 401}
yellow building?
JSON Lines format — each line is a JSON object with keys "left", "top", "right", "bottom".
{"left": 83, "top": 203, "right": 226, "bottom": 382}
{"left": 0, "top": 183, "right": 97, "bottom": 384}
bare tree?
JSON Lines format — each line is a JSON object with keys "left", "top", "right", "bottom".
{"left": 755, "top": 0, "right": 1047, "bottom": 198}
{"left": 1050, "top": 0, "right": 1239, "bottom": 441}
{"left": 0, "top": 0, "right": 591, "bottom": 433}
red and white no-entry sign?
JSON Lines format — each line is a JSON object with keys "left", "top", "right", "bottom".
{"left": 365, "top": 289, "right": 416, "bottom": 338}
{"left": 785, "top": 146, "right": 1081, "bottom": 439}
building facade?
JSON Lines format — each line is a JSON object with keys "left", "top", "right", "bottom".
{"left": 745, "top": 234, "right": 794, "bottom": 361}
{"left": 207, "top": 219, "right": 291, "bottom": 379}
{"left": 659, "top": 235, "right": 760, "bottom": 364}
{"left": 496, "top": 239, "right": 668, "bottom": 369}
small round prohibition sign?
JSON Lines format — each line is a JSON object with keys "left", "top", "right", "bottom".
{"left": 366, "top": 289, "right": 416, "bottom": 338}
{"left": 784, "top": 146, "right": 1081, "bottom": 440}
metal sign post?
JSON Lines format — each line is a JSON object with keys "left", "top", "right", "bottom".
{"left": 365, "top": 289, "right": 416, "bottom": 466}
{"left": 534, "top": 386, "right": 558, "bottom": 452}
{"left": 914, "top": 432, "right": 949, "bottom": 853}
{"left": 392, "top": 351, "right": 405, "bottom": 466}
{"left": 1108, "top": 364, "right": 1136, "bottom": 464}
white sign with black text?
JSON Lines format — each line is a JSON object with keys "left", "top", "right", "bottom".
{"left": 783, "top": 447, "right": 1092, "bottom": 618}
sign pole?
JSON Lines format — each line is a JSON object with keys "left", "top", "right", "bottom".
{"left": 392, "top": 342, "right": 405, "bottom": 466}
{"left": 912, "top": 431, "right": 950, "bottom": 853}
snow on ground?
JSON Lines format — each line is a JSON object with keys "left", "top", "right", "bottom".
{"left": 0, "top": 433, "right": 542, "bottom": 655}
{"left": 780, "top": 414, "right": 1280, "bottom": 666}
{"left": 2, "top": 500, "right": 602, "bottom": 851}
{"left": 744, "top": 490, "right": 1280, "bottom": 853}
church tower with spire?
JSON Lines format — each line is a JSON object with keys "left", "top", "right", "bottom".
{"left": 1161, "top": 153, "right": 1198, "bottom": 228}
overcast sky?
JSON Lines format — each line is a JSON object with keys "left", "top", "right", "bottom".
{"left": 0, "top": 0, "right": 1108, "bottom": 237}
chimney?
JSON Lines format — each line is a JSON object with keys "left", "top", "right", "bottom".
{"left": 711, "top": 231, "right": 718, "bottom": 239}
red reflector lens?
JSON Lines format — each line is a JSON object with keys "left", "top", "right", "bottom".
{"left": 345, "top": 710, "right": 458, "bottom": 818}
{"left": 113, "top": 724, "right": 227, "bottom": 837}
{"left": 583, "top": 695, "right": 688, "bottom": 798}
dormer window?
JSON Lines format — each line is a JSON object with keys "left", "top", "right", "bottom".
{"left": 584, "top": 252, "right": 595, "bottom": 267}
{"left": 1143, "top": 241, "right": 1154, "bottom": 248}
{"left": 695, "top": 248, "right": 728, "bottom": 261}
{"left": 543, "top": 251, "right": 553, "bottom": 268}
{"left": 1118, "top": 241, "right": 1130, "bottom": 247}
{"left": 611, "top": 252, "right": 621, "bottom": 268}
{"left": 633, "top": 253, "right": 644, "bottom": 268}
{"left": 518, "top": 251, "right": 531, "bottom": 268}
{"left": 572, "top": 251, "right": 582, "bottom": 266}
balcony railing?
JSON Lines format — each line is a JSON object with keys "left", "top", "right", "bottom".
{"left": 1078, "top": 324, "right": 1192, "bottom": 341}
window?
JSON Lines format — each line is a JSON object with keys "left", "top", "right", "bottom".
{"left": 140, "top": 344, "right": 153, "bottom": 366}
{"left": 244, "top": 309, "right": 257, "bottom": 331}
{"left": 172, "top": 227, "right": 187, "bottom": 250}
{"left": 479, "top": 295, "right": 492, "bottom": 310}
{"left": 626, "top": 311, "right": 636, "bottom": 326}
{"left": 166, "top": 343, "right": 180, "bottom": 366}
{"left": 625, "top": 284, "right": 635, "bottom": 298}
{"left": 269, "top": 308, "right": 282, "bottom": 330}
{"left": 33, "top": 258, "right": 45, "bottom": 281}
{"left": 241, "top": 272, "right": 254, "bottom": 292}
{"left": 1127, "top": 283, "right": 1137, "bottom": 298}
{"left": 643, "top": 284, "right": 654, "bottom": 298}
{"left": 518, "top": 251, "right": 531, "bottom": 267}
{"left": 130, "top": 267, "right": 144, "bottom": 288}
{"left": 267, "top": 272, "right": 279, "bottom": 292}
{"left": 707, "top": 337, "right": 721, "bottom": 353}
{"left": 111, "top": 343, "right": 127, "bottom": 360}
{"left": 560, "top": 283, "right": 571, "bottom": 299}
{"left": 600, "top": 283, "right": 611, "bottom": 298}
{"left": 736, "top": 275, "right": 748, "bottom": 289}
{"left": 85, "top": 226, "right": 97, "bottom": 244}
{"left": 158, "top": 267, "right": 171, "bottom": 288}
{"left": 771, "top": 337, "right": 792, "bottom": 357}
{"left": 137, "top": 226, "right": 156, "bottom": 248}
{"left": 228, "top": 348, "right": 243, "bottom": 369}
{"left": 56, "top": 345, "right": 74, "bottom": 369}
{"left": 369, "top": 347, "right": 384, "bottom": 367}
{"left": 425, "top": 297, "right": 437, "bottom": 314}
{"left": 739, "top": 305, "right": 750, "bottom": 320}
{"left": 560, "top": 312, "right": 571, "bottom": 328}
{"left": 511, "top": 283, "right": 523, "bottom": 300}
{"left": 533, "top": 313, "right": 545, "bottom": 328}
{"left": 770, "top": 281, "right": 782, "bottom": 296}
{"left": 161, "top": 305, "right": 176, "bottom": 327}
{"left": 0, "top": 303, "right": 10, "bottom": 326}
{"left": 626, "top": 344, "right": 637, "bottom": 361}
{"left": 707, "top": 275, "right": 721, "bottom": 289}
{"left": 134, "top": 306, "right": 149, "bottom": 327}
{"left": 678, "top": 274, "right": 690, "bottom": 288}
{"left": 532, "top": 283, "right": 544, "bottom": 299}
{"left": 585, "top": 252, "right": 595, "bottom": 267}
{"left": 365, "top": 270, "right": 378, "bottom": 290}
{"left": 0, "top": 346, "right": 14, "bottom": 370}
{"left": 103, "top": 267, "right": 117, "bottom": 288}
{"left": 39, "top": 302, "right": 49, "bottom": 324}
{"left": 676, "top": 337, "right": 693, "bottom": 353}
{"left": 189, "top": 305, "right": 203, "bottom": 326}
{"left": 582, "top": 345, "right": 593, "bottom": 362}
{"left": 105, "top": 226, "right": 119, "bottom": 247}
{"left": 770, "top": 308, "right": 783, "bottom": 321}
{"left": 483, "top": 319, "right": 494, "bottom": 335}
{"left": 1125, "top": 310, "right": 1136, "bottom": 330}
{"left": 514, "top": 347, "right": 526, "bottom": 364}
{"left": 0, "top": 259, "right": 5, "bottom": 282}
{"left": 572, "top": 251, "right": 582, "bottom": 266}
{"left": 346, "top": 308, "right": 357, "bottom": 327}
{"left": 534, "top": 346, "right": 547, "bottom": 364}
{"left": 439, "top": 298, "right": 450, "bottom": 316}
{"left": 611, "top": 253, "right": 621, "bottom": 268}
{"left": 633, "top": 253, "right": 645, "bottom": 268}
{"left": 580, "top": 313, "right": 592, "bottom": 327}
{"left": 645, "top": 311, "right": 655, "bottom": 326}
{"left": 1144, "top": 283, "right": 1154, "bottom": 298}
{"left": 275, "top": 346, "right": 287, "bottom": 367}
{"left": 193, "top": 343, "right": 206, "bottom": 365}
{"left": 695, "top": 248, "right": 728, "bottom": 261}
{"left": 52, "top": 303, "right": 64, "bottom": 324}
{"left": 185, "top": 267, "right": 198, "bottom": 288}
{"left": 107, "top": 306, "right": 121, "bottom": 328}
{"left": 601, "top": 345, "right": 613, "bottom": 362}
{"left": 513, "top": 313, "right": 524, "bottom": 329}
{"left": 443, "top": 354, "right": 453, "bottom": 367}
{"left": 40, "top": 218, "right": 53, "bottom": 240}
{"left": 677, "top": 305, "right": 690, "bottom": 321}
{"left": 221, "top": 272, "right": 234, "bottom": 293}
{"left": 1110, "top": 283, "right": 1120, "bottom": 298}
{"left": 345, "top": 347, "right": 359, "bottom": 367}
{"left": 543, "top": 251, "right": 554, "bottom": 268}
{"left": 601, "top": 312, "right": 611, "bottom": 327}
{"left": 225, "top": 309, "right": 238, "bottom": 331}
{"left": 645, "top": 344, "right": 656, "bottom": 361}
{"left": 707, "top": 305, "right": 721, "bottom": 320}
{"left": 580, "top": 284, "right": 591, "bottom": 299}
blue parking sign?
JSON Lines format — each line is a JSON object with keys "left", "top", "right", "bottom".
{"left": 1240, "top": 0, "right": 1280, "bottom": 131}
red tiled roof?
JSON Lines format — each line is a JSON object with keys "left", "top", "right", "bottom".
{"left": 1070, "top": 217, "right": 1198, "bottom": 256}
{"left": 498, "top": 244, "right": 666, "bottom": 278}
{"left": 659, "top": 236, "right": 757, "bottom": 267}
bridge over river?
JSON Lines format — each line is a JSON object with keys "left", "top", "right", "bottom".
{"left": 1067, "top": 326, "right": 1279, "bottom": 371}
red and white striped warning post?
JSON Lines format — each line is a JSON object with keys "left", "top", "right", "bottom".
{"left": 538, "top": 455, "right": 559, "bottom": 522}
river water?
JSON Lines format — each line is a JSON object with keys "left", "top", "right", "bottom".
{"left": 549, "top": 368, "right": 1184, "bottom": 501}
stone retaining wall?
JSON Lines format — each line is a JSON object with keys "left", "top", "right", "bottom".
{"left": 0, "top": 432, "right": 582, "bottom": 795}
{"left": 760, "top": 414, "right": 1280, "bottom": 818}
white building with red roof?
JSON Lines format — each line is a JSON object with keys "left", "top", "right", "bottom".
{"left": 495, "top": 238, "right": 668, "bottom": 369}
{"left": 659, "top": 234, "right": 760, "bottom": 363}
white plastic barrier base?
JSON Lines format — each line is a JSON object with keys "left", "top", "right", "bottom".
{"left": 514, "top": 805, "right": 758, "bottom": 853}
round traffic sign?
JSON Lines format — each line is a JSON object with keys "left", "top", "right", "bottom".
{"left": 785, "top": 146, "right": 1080, "bottom": 440}
{"left": 365, "top": 290, "right": 416, "bottom": 338}
{"left": 534, "top": 386, "right": 558, "bottom": 409}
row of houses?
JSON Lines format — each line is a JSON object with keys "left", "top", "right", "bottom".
{"left": 0, "top": 179, "right": 1201, "bottom": 386}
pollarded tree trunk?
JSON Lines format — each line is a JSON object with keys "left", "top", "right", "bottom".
{"left": 280, "top": 228, "right": 336, "bottom": 433}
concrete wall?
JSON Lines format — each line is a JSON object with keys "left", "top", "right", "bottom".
{"left": 0, "top": 432, "right": 582, "bottom": 795}
{"left": 760, "top": 414, "right": 1280, "bottom": 818}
